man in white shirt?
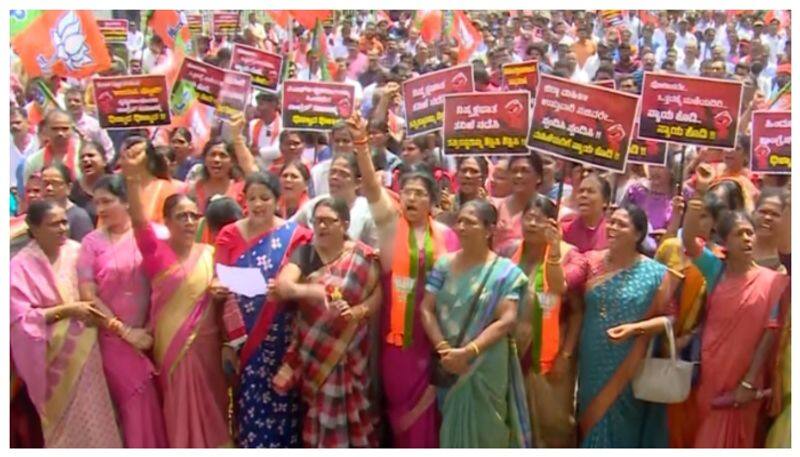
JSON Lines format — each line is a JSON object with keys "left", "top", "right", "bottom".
{"left": 333, "top": 57, "right": 364, "bottom": 109}
{"left": 295, "top": 49, "right": 322, "bottom": 81}
{"left": 675, "top": 17, "right": 697, "bottom": 51}
{"left": 248, "top": 91, "right": 282, "bottom": 165}
{"left": 142, "top": 35, "right": 173, "bottom": 75}
{"left": 246, "top": 12, "right": 266, "bottom": 43}
{"left": 126, "top": 21, "right": 144, "bottom": 61}
{"left": 655, "top": 29, "right": 684, "bottom": 67}
{"left": 10, "top": 107, "right": 39, "bottom": 189}
{"left": 65, "top": 87, "right": 115, "bottom": 161}
{"left": 676, "top": 43, "right": 702, "bottom": 76}
{"left": 565, "top": 51, "right": 590, "bottom": 83}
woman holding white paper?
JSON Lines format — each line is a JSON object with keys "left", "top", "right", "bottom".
{"left": 214, "top": 171, "right": 312, "bottom": 448}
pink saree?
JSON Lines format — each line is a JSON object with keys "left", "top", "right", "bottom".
{"left": 694, "top": 265, "right": 789, "bottom": 448}
{"left": 135, "top": 223, "right": 231, "bottom": 448}
{"left": 77, "top": 229, "right": 168, "bottom": 447}
{"left": 10, "top": 240, "right": 122, "bottom": 447}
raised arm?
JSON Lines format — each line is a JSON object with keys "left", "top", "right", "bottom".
{"left": 229, "top": 112, "right": 258, "bottom": 176}
{"left": 119, "top": 141, "right": 148, "bottom": 229}
{"left": 348, "top": 112, "right": 383, "bottom": 203}
{"left": 681, "top": 198, "right": 705, "bottom": 258}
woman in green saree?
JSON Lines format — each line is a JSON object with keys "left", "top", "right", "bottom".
{"left": 420, "top": 199, "right": 532, "bottom": 448}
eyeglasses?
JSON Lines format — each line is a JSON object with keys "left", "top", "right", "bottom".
{"left": 173, "top": 211, "right": 202, "bottom": 222}
{"left": 43, "top": 179, "right": 66, "bottom": 187}
{"left": 400, "top": 188, "right": 430, "bottom": 200}
{"left": 311, "top": 216, "right": 341, "bottom": 227}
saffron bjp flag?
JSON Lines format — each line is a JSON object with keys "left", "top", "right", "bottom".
{"left": 450, "top": 11, "right": 481, "bottom": 63}
{"left": 289, "top": 10, "right": 332, "bottom": 31}
{"left": 147, "top": 10, "right": 191, "bottom": 50}
{"left": 266, "top": 10, "right": 292, "bottom": 30}
{"left": 11, "top": 10, "right": 111, "bottom": 79}
{"left": 147, "top": 11, "right": 191, "bottom": 88}
{"left": 415, "top": 10, "right": 443, "bottom": 43}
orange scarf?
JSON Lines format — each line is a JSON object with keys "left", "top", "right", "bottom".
{"left": 43, "top": 139, "right": 78, "bottom": 180}
{"left": 386, "top": 213, "right": 447, "bottom": 348}
{"left": 512, "top": 241, "right": 570, "bottom": 374}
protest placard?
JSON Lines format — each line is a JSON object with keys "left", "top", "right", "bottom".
{"left": 639, "top": 72, "right": 744, "bottom": 149}
{"left": 282, "top": 80, "right": 355, "bottom": 132}
{"left": 176, "top": 57, "right": 224, "bottom": 108}
{"left": 175, "top": 57, "right": 251, "bottom": 118}
{"left": 216, "top": 70, "right": 252, "bottom": 120}
{"left": 213, "top": 12, "right": 240, "bottom": 35}
{"left": 501, "top": 60, "right": 539, "bottom": 93}
{"left": 93, "top": 75, "right": 171, "bottom": 129}
{"left": 230, "top": 44, "right": 283, "bottom": 92}
{"left": 402, "top": 64, "right": 474, "bottom": 136}
{"left": 627, "top": 122, "right": 668, "bottom": 166}
{"left": 594, "top": 79, "right": 616, "bottom": 89}
{"left": 443, "top": 91, "right": 530, "bottom": 156}
{"left": 187, "top": 13, "right": 204, "bottom": 35}
{"left": 527, "top": 74, "right": 639, "bottom": 173}
{"left": 750, "top": 111, "right": 791, "bottom": 174}
{"left": 96, "top": 19, "right": 128, "bottom": 44}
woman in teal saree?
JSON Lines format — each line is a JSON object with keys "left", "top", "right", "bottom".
{"left": 577, "top": 204, "right": 680, "bottom": 448}
{"left": 420, "top": 200, "right": 532, "bottom": 448}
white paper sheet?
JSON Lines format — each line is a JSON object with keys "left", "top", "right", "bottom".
{"left": 215, "top": 264, "right": 267, "bottom": 298}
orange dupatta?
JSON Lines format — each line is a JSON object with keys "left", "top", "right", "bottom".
{"left": 512, "top": 241, "right": 569, "bottom": 374}
{"left": 386, "top": 210, "right": 447, "bottom": 348}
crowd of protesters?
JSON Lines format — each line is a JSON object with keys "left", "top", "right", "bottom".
{"left": 9, "top": 9, "right": 791, "bottom": 449}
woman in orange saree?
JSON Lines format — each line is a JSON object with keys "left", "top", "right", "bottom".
{"left": 683, "top": 202, "right": 789, "bottom": 448}
{"left": 655, "top": 191, "right": 727, "bottom": 448}
{"left": 10, "top": 200, "right": 122, "bottom": 447}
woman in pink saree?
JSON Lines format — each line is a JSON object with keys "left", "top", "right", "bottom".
{"left": 10, "top": 200, "right": 122, "bottom": 447}
{"left": 121, "top": 139, "right": 231, "bottom": 448}
{"left": 349, "top": 116, "right": 459, "bottom": 447}
{"left": 683, "top": 202, "right": 790, "bottom": 447}
{"left": 76, "top": 175, "right": 168, "bottom": 447}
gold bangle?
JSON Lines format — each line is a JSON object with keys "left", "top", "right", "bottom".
{"left": 546, "top": 257, "right": 561, "bottom": 265}
{"left": 353, "top": 138, "right": 368, "bottom": 145}
{"left": 469, "top": 342, "right": 480, "bottom": 357}
{"left": 435, "top": 341, "right": 450, "bottom": 350}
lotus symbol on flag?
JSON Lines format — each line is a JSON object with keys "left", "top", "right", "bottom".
{"left": 49, "top": 11, "right": 94, "bottom": 72}
{"left": 451, "top": 72, "right": 468, "bottom": 90}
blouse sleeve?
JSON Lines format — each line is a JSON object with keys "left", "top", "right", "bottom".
{"left": 425, "top": 256, "right": 451, "bottom": 294}
{"left": 562, "top": 248, "right": 588, "bottom": 292}
{"left": 76, "top": 233, "right": 97, "bottom": 285}
{"left": 134, "top": 223, "right": 171, "bottom": 279}
{"left": 690, "top": 241, "right": 724, "bottom": 292}
{"left": 213, "top": 223, "right": 238, "bottom": 265}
